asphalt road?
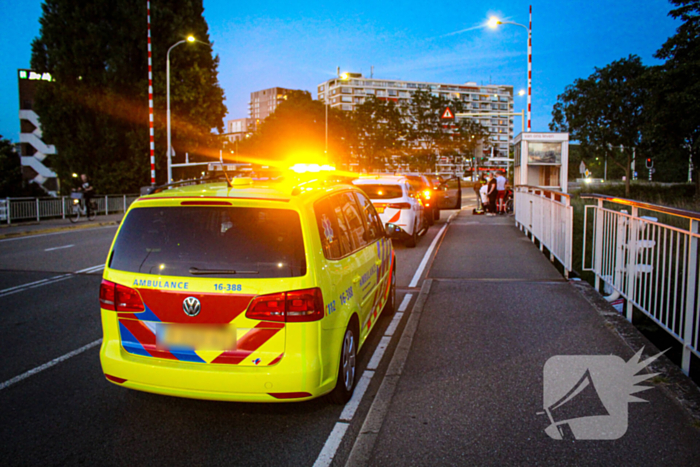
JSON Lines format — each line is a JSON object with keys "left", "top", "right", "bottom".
{"left": 0, "top": 198, "right": 473, "bottom": 466}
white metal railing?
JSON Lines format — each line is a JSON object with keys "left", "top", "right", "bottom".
{"left": 582, "top": 194, "right": 700, "bottom": 375}
{"left": 1, "top": 194, "right": 139, "bottom": 224}
{"left": 514, "top": 185, "right": 574, "bottom": 276}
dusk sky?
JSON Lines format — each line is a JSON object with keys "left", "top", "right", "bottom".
{"left": 0, "top": 1, "right": 681, "bottom": 143}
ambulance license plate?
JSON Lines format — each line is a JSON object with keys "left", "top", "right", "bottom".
{"left": 156, "top": 324, "right": 236, "bottom": 351}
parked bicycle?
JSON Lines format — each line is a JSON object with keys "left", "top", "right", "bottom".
{"left": 69, "top": 192, "right": 97, "bottom": 222}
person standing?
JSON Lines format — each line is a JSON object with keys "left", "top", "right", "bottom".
{"left": 486, "top": 173, "right": 498, "bottom": 216}
{"left": 79, "top": 174, "right": 95, "bottom": 218}
{"left": 496, "top": 170, "right": 507, "bottom": 214}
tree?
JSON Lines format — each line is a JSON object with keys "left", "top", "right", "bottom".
{"left": 236, "top": 91, "right": 351, "bottom": 166}
{"left": 350, "top": 96, "right": 408, "bottom": 170}
{"left": 405, "top": 90, "right": 488, "bottom": 163}
{"left": 650, "top": 0, "right": 700, "bottom": 188}
{"left": 550, "top": 55, "right": 648, "bottom": 196}
{"left": 30, "top": 0, "right": 226, "bottom": 193}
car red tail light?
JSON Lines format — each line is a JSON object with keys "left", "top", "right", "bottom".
{"left": 100, "top": 280, "right": 145, "bottom": 312}
{"left": 246, "top": 292, "right": 286, "bottom": 322}
{"left": 388, "top": 203, "right": 411, "bottom": 209}
{"left": 99, "top": 280, "right": 116, "bottom": 310}
{"left": 246, "top": 288, "right": 324, "bottom": 323}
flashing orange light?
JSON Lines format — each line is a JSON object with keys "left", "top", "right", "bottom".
{"left": 423, "top": 189, "right": 431, "bottom": 200}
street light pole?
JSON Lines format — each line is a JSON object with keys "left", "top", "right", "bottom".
{"left": 489, "top": 6, "right": 532, "bottom": 132}
{"left": 166, "top": 36, "right": 201, "bottom": 183}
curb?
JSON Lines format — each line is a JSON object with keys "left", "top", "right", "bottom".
{"left": 0, "top": 220, "right": 120, "bottom": 240}
{"left": 570, "top": 279, "right": 700, "bottom": 426}
{"left": 344, "top": 278, "right": 433, "bottom": 467}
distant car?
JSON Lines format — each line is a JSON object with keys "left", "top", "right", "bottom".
{"left": 352, "top": 175, "right": 425, "bottom": 247}
{"left": 403, "top": 174, "right": 439, "bottom": 225}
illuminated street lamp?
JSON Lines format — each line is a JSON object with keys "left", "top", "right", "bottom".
{"left": 489, "top": 6, "right": 532, "bottom": 132}
{"left": 167, "top": 35, "right": 203, "bottom": 182}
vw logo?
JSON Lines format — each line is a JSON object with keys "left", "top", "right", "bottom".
{"left": 182, "top": 297, "right": 201, "bottom": 317}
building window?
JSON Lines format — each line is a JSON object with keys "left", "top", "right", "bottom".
{"left": 377, "top": 90, "right": 387, "bottom": 97}
{"left": 342, "top": 104, "right": 353, "bottom": 111}
{"left": 388, "top": 90, "right": 397, "bottom": 97}
{"left": 399, "top": 91, "right": 409, "bottom": 98}
{"left": 332, "top": 89, "right": 338, "bottom": 95}
{"left": 318, "top": 85, "right": 325, "bottom": 92}
{"left": 341, "top": 96, "right": 352, "bottom": 103}
{"left": 319, "top": 93, "right": 324, "bottom": 100}
{"left": 341, "top": 87, "right": 352, "bottom": 94}
{"left": 365, "top": 89, "right": 375, "bottom": 95}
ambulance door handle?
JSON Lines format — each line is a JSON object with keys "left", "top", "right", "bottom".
{"left": 353, "top": 275, "right": 361, "bottom": 284}
{"left": 375, "top": 259, "right": 382, "bottom": 266}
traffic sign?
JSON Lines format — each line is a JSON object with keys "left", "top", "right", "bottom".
{"left": 441, "top": 107, "right": 454, "bottom": 119}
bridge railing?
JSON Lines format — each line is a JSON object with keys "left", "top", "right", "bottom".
{"left": 0, "top": 194, "right": 140, "bottom": 224}
{"left": 514, "top": 185, "right": 573, "bottom": 276}
{"left": 581, "top": 194, "right": 700, "bottom": 375}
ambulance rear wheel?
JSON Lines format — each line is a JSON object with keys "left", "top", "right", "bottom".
{"left": 328, "top": 320, "right": 358, "bottom": 404}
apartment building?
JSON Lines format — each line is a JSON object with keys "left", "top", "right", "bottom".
{"left": 317, "top": 74, "right": 515, "bottom": 156}
{"left": 224, "top": 118, "right": 254, "bottom": 143}
{"left": 248, "top": 87, "right": 297, "bottom": 127}
{"left": 17, "top": 69, "right": 58, "bottom": 195}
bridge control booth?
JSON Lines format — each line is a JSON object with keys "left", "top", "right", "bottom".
{"left": 513, "top": 133, "right": 569, "bottom": 192}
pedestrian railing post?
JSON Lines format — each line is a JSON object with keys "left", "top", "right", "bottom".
{"left": 123, "top": 194, "right": 126, "bottom": 213}
{"left": 6, "top": 198, "right": 10, "bottom": 225}
{"left": 61, "top": 196, "right": 65, "bottom": 219}
{"left": 682, "top": 219, "right": 699, "bottom": 375}
{"left": 594, "top": 199, "right": 604, "bottom": 291}
{"left": 36, "top": 198, "right": 40, "bottom": 222}
{"left": 105, "top": 195, "right": 109, "bottom": 216}
{"left": 625, "top": 207, "right": 638, "bottom": 323}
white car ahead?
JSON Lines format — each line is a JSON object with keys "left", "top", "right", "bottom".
{"left": 352, "top": 176, "right": 425, "bottom": 247}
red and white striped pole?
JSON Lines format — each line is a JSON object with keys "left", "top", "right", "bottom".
{"left": 147, "top": 1, "right": 156, "bottom": 185}
{"left": 527, "top": 5, "right": 532, "bottom": 133}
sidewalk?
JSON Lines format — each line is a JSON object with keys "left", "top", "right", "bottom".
{"left": 353, "top": 210, "right": 700, "bottom": 466}
{"left": 0, "top": 213, "right": 123, "bottom": 239}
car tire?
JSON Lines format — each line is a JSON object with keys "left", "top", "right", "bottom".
{"left": 327, "top": 320, "right": 358, "bottom": 405}
{"left": 382, "top": 262, "right": 397, "bottom": 316}
{"left": 405, "top": 223, "right": 417, "bottom": 248}
{"left": 426, "top": 207, "right": 435, "bottom": 226}
{"left": 433, "top": 208, "right": 440, "bottom": 222}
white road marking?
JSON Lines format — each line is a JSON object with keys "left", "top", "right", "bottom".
{"left": 44, "top": 244, "right": 74, "bottom": 252}
{"left": 0, "top": 225, "right": 117, "bottom": 243}
{"left": 367, "top": 336, "right": 391, "bottom": 371}
{"left": 0, "top": 264, "right": 105, "bottom": 298}
{"left": 312, "top": 422, "right": 349, "bottom": 467}
{"left": 408, "top": 223, "right": 448, "bottom": 288}
{"left": 398, "top": 293, "right": 413, "bottom": 312}
{"left": 0, "top": 339, "right": 102, "bottom": 391}
{"left": 340, "top": 370, "right": 375, "bottom": 422}
{"left": 384, "top": 312, "right": 404, "bottom": 337}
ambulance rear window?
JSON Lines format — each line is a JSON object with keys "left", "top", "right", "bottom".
{"left": 110, "top": 206, "right": 306, "bottom": 278}
{"left": 354, "top": 184, "right": 403, "bottom": 200}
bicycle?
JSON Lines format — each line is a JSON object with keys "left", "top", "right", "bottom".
{"left": 69, "top": 192, "right": 97, "bottom": 222}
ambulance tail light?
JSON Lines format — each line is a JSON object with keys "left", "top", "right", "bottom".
{"left": 388, "top": 203, "right": 411, "bottom": 209}
{"left": 246, "top": 288, "right": 324, "bottom": 323}
{"left": 100, "top": 280, "right": 145, "bottom": 312}
{"left": 285, "top": 288, "right": 324, "bottom": 322}
{"left": 246, "top": 292, "right": 286, "bottom": 322}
